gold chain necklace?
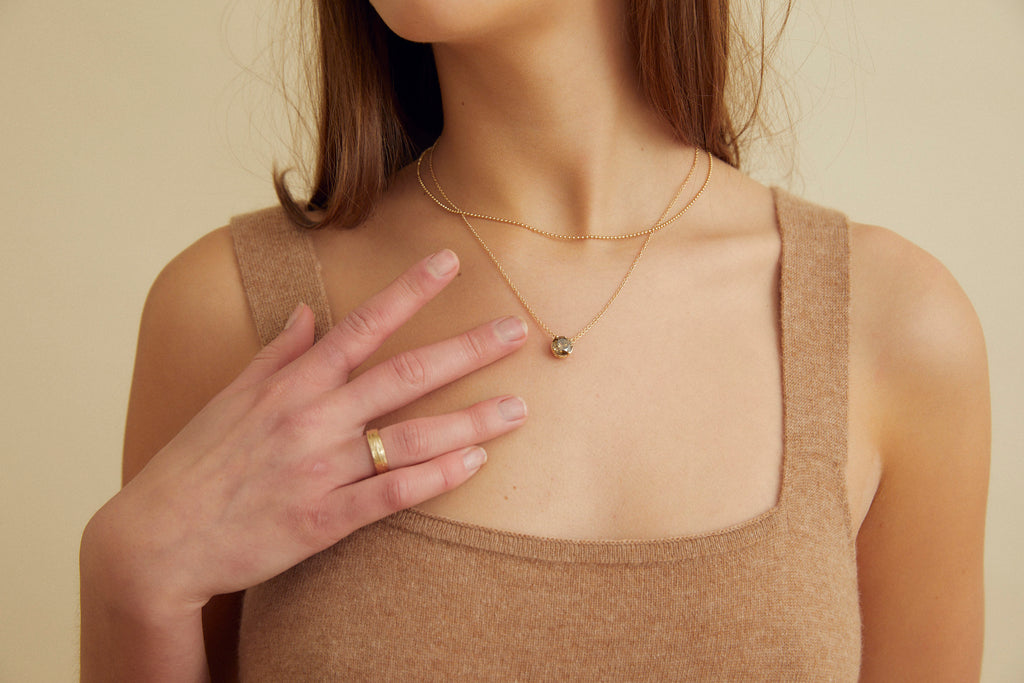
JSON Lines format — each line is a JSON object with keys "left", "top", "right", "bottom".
{"left": 415, "top": 146, "right": 713, "bottom": 358}
{"left": 420, "top": 146, "right": 701, "bottom": 241}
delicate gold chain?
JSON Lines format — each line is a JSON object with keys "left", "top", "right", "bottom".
{"left": 415, "top": 147, "right": 713, "bottom": 356}
{"left": 419, "top": 146, "right": 699, "bottom": 241}
{"left": 461, "top": 219, "right": 653, "bottom": 345}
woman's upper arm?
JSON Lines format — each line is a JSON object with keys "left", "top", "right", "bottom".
{"left": 851, "top": 223, "right": 990, "bottom": 681}
{"left": 123, "top": 225, "right": 262, "bottom": 682}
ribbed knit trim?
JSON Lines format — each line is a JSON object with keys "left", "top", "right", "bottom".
{"left": 774, "top": 187, "right": 854, "bottom": 545}
{"left": 230, "top": 206, "right": 333, "bottom": 345}
{"left": 381, "top": 505, "right": 783, "bottom": 564}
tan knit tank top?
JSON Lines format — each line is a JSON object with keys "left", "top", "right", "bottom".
{"left": 229, "top": 188, "right": 861, "bottom": 681}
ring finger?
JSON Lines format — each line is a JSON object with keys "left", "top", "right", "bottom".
{"left": 348, "top": 394, "right": 527, "bottom": 481}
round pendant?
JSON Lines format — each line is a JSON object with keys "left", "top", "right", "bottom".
{"left": 550, "top": 336, "right": 573, "bottom": 358}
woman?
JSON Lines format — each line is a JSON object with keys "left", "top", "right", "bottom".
{"left": 80, "top": 0, "right": 990, "bottom": 680}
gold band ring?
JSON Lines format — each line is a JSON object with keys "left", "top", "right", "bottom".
{"left": 365, "top": 428, "right": 389, "bottom": 475}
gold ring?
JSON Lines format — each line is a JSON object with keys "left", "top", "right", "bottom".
{"left": 365, "top": 428, "right": 389, "bottom": 474}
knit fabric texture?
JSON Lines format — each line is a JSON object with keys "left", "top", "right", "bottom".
{"left": 229, "top": 188, "right": 861, "bottom": 681}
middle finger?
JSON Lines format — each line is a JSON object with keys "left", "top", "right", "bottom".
{"left": 336, "top": 315, "right": 528, "bottom": 426}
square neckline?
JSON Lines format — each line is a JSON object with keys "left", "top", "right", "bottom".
{"left": 236, "top": 186, "right": 854, "bottom": 564}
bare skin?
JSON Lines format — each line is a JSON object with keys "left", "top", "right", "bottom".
{"left": 80, "top": 0, "right": 989, "bottom": 680}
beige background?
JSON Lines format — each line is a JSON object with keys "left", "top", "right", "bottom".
{"left": 1, "top": 0, "right": 1021, "bottom": 680}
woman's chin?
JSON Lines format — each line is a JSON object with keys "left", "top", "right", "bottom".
{"left": 368, "top": 0, "right": 545, "bottom": 45}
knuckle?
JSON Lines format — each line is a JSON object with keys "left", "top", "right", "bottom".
{"left": 395, "top": 270, "right": 427, "bottom": 300}
{"left": 294, "top": 455, "right": 331, "bottom": 479}
{"left": 341, "top": 304, "right": 385, "bottom": 341}
{"left": 287, "top": 501, "right": 334, "bottom": 548}
{"left": 250, "top": 345, "right": 277, "bottom": 367}
{"left": 389, "top": 351, "right": 429, "bottom": 388}
{"left": 382, "top": 474, "right": 412, "bottom": 512}
{"left": 459, "top": 328, "right": 490, "bottom": 362}
{"left": 252, "top": 374, "right": 292, "bottom": 408}
{"left": 437, "top": 461, "right": 459, "bottom": 492}
{"left": 393, "top": 421, "right": 429, "bottom": 459}
{"left": 274, "top": 404, "right": 325, "bottom": 440}
{"left": 467, "top": 403, "right": 491, "bottom": 438}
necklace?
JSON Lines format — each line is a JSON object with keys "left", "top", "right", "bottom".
{"left": 416, "top": 146, "right": 712, "bottom": 358}
{"left": 420, "top": 147, "right": 701, "bottom": 241}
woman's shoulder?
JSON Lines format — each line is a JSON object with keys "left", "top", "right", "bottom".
{"left": 847, "top": 218, "right": 988, "bottom": 475}
{"left": 143, "top": 223, "right": 261, "bottom": 371}
{"left": 143, "top": 204, "right": 315, "bottom": 354}
{"left": 847, "top": 220, "right": 987, "bottom": 407}
{"left": 756, "top": 175, "right": 986, "bottom": 383}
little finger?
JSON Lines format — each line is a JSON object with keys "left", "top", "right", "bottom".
{"left": 320, "top": 447, "right": 488, "bottom": 542}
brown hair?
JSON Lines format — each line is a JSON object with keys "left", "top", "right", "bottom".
{"left": 276, "top": 0, "right": 789, "bottom": 230}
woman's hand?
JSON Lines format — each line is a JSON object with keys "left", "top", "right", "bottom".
{"left": 82, "top": 248, "right": 528, "bottom": 624}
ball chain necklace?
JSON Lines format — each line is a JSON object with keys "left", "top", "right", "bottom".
{"left": 416, "top": 144, "right": 712, "bottom": 358}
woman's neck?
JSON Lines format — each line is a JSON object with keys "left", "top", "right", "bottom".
{"left": 427, "top": 2, "right": 696, "bottom": 237}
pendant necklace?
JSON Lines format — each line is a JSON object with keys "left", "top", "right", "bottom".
{"left": 416, "top": 145, "right": 712, "bottom": 358}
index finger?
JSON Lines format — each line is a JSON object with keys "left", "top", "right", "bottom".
{"left": 292, "top": 249, "right": 461, "bottom": 385}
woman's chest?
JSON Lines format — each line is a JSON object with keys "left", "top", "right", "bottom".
{"left": 329, "top": 237, "right": 790, "bottom": 540}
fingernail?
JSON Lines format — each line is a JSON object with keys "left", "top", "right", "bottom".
{"left": 284, "top": 303, "right": 305, "bottom": 331}
{"left": 497, "top": 396, "right": 527, "bottom": 421}
{"left": 464, "top": 447, "right": 487, "bottom": 472}
{"left": 427, "top": 249, "right": 459, "bottom": 278}
{"left": 495, "top": 316, "right": 527, "bottom": 342}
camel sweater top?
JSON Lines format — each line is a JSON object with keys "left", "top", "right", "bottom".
{"left": 229, "top": 188, "right": 861, "bottom": 681}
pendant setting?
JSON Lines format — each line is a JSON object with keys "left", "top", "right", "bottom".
{"left": 550, "top": 336, "right": 573, "bottom": 358}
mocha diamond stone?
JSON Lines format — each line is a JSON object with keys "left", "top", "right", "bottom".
{"left": 550, "top": 336, "right": 573, "bottom": 358}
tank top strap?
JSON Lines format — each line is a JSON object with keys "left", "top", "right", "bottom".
{"left": 229, "top": 206, "right": 334, "bottom": 345}
{"left": 773, "top": 186, "right": 851, "bottom": 498}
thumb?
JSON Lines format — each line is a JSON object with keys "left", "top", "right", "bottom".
{"left": 233, "top": 303, "right": 315, "bottom": 389}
